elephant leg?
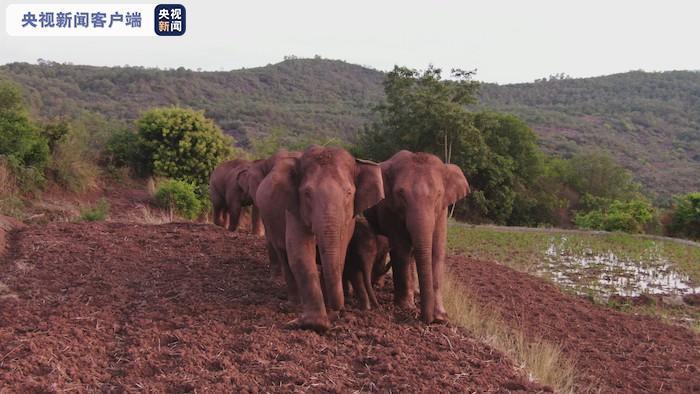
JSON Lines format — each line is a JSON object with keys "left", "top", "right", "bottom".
{"left": 350, "top": 269, "right": 370, "bottom": 310}
{"left": 266, "top": 240, "right": 282, "bottom": 280}
{"left": 213, "top": 206, "right": 224, "bottom": 227}
{"left": 342, "top": 275, "right": 352, "bottom": 297}
{"left": 285, "top": 212, "right": 329, "bottom": 331}
{"left": 363, "top": 265, "right": 379, "bottom": 309}
{"left": 432, "top": 209, "right": 448, "bottom": 322}
{"left": 227, "top": 201, "right": 242, "bottom": 232}
{"left": 279, "top": 250, "right": 299, "bottom": 304}
{"left": 252, "top": 206, "right": 265, "bottom": 237}
{"left": 389, "top": 239, "right": 415, "bottom": 309}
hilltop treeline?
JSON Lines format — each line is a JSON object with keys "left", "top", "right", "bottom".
{"left": 1, "top": 59, "right": 699, "bottom": 199}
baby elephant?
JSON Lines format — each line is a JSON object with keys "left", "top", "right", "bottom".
{"left": 343, "top": 217, "right": 391, "bottom": 310}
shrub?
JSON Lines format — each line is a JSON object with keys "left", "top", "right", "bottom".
{"left": 154, "top": 179, "right": 202, "bottom": 220}
{"left": 0, "top": 80, "right": 50, "bottom": 171}
{"left": 575, "top": 198, "right": 655, "bottom": 233}
{"left": 137, "top": 107, "right": 234, "bottom": 194}
{"left": 666, "top": 192, "right": 700, "bottom": 240}
{"left": 47, "top": 125, "right": 100, "bottom": 192}
{"left": 102, "top": 128, "right": 150, "bottom": 176}
{"left": 80, "top": 199, "right": 110, "bottom": 222}
{"left": 0, "top": 81, "right": 49, "bottom": 195}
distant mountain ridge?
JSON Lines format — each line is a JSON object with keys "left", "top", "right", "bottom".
{"left": 1, "top": 59, "right": 698, "bottom": 199}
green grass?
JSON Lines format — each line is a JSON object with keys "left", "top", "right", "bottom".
{"left": 448, "top": 223, "right": 700, "bottom": 283}
{"left": 79, "top": 199, "right": 110, "bottom": 222}
{"left": 448, "top": 223, "right": 700, "bottom": 331}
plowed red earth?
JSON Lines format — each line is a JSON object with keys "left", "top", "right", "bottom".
{"left": 448, "top": 255, "right": 700, "bottom": 393}
{"left": 0, "top": 222, "right": 541, "bottom": 392}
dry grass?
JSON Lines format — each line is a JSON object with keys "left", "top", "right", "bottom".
{"left": 127, "top": 205, "right": 174, "bottom": 225}
{"left": 0, "top": 159, "right": 23, "bottom": 217}
{"left": 443, "top": 272, "right": 577, "bottom": 393}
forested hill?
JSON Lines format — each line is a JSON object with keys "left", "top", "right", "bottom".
{"left": 1, "top": 59, "right": 699, "bottom": 198}
{"left": 0, "top": 59, "right": 385, "bottom": 143}
{"left": 478, "top": 71, "right": 700, "bottom": 199}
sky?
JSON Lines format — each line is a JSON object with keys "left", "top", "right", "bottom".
{"left": 2, "top": 0, "right": 700, "bottom": 84}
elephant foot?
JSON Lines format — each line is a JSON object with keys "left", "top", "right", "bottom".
{"left": 394, "top": 295, "right": 415, "bottom": 310}
{"left": 433, "top": 310, "right": 449, "bottom": 324}
{"left": 296, "top": 312, "right": 331, "bottom": 332}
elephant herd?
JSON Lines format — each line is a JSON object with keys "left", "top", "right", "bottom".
{"left": 209, "top": 146, "right": 470, "bottom": 331}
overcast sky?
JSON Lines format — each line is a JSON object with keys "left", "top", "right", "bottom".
{"left": 2, "top": 0, "right": 699, "bottom": 84}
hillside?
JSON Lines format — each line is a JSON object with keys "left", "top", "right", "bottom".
{"left": 479, "top": 71, "right": 700, "bottom": 200}
{"left": 1, "top": 60, "right": 699, "bottom": 199}
{"left": 0, "top": 59, "right": 385, "bottom": 144}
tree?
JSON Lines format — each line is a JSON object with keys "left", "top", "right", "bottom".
{"left": 666, "top": 192, "right": 700, "bottom": 240}
{"left": 357, "top": 65, "right": 480, "bottom": 163}
{"left": 356, "top": 66, "right": 560, "bottom": 225}
{"left": 559, "top": 152, "right": 641, "bottom": 202}
{"left": 137, "top": 107, "right": 234, "bottom": 194}
{"left": 0, "top": 80, "right": 49, "bottom": 169}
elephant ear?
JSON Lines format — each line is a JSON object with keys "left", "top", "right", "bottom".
{"left": 443, "top": 164, "right": 470, "bottom": 206}
{"left": 284, "top": 156, "right": 303, "bottom": 217}
{"left": 354, "top": 159, "right": 385, "bottom": 216}
{"left": 245, "top": 161, "right": 266, "bottom": 204}
{"left": 235, "top": 168, "right": 251, "bottom": 196}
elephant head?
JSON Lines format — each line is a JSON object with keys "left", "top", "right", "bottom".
{"left": 380, "top": 150, "right": 469, "bottom": 323}
{"left": 284, "top": 145, "right": 384, "bottom": 330}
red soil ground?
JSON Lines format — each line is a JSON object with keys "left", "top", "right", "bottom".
{"left": 448, "top": 255, "right": 700, "bottom": 393}
{"left": 0, "top": 222, "right": 541, "bottom": 392}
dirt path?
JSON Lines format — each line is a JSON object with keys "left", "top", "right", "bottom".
{"left": 448, "top": 255, "right": 700, "bottom": 393}
{"left": 0, "top": 222, "right": 541, "bottom": 392}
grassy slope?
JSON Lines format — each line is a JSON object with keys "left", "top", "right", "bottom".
{"left": 447, "top": 224, "right": 700, "bottom": 331}
{"left": 447, "top": 223, "right": 700, "bottom": 282}
{"left": 2, "top": 60, "right": 699, "bottom": 198}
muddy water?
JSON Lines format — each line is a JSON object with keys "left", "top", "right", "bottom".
{"left": 537, "top": 237, "right": 700, "bottom": 299}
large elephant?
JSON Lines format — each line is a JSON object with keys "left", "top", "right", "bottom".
{"left": 209, "top": 159, "right": 264, "bottom": 235}
{"left": 365, "top": 151, "right": 469, "bottom": 324}
{"left": 246, "top": 150, "right": 302, "bottom": 278}
{"left": 256, "top": 146, "right": 384, "bottom": 331}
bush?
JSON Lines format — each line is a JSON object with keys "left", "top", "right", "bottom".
{"left": 666, "top": 192, "right": 700, "bottom": 240}
{"left": 102, "top": 128, "right": 150, "bottom": 176}
{"left": 575, "top": 199, "right": 655, "bottom": 233}
{"left": 47, "top": 124, "right": 100, "bottom": 192}
{"left": 80, "top": 199, "right": 110, "bottom": 222}
{"left": 137, "top": 107, "right": 234, "bottom": 194}
{"left": 154, "top": 179, "right": 202, "bottom": 220}
{"left": 0, "top": 79, "right": 50, "bottom": 171}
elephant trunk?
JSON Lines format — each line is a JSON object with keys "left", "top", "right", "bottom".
{"left": 314, "top": 212, "right": 348, "bottom": 311}
{"left": 407, "top": 210, "right": 436, "bottom": 324}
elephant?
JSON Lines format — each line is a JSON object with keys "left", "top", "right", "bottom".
{"left": 365, "top": 150, "right": 469, "bottom": 324}
{"left": 342, "top": 217, "right": 391, "bottom": 310}
{"left": 255, "top": 146, "right": 384, "bottom": 331}
{"left": 246, "top": 150, "right": 302, "bottom": 277}
{"left": 209, "top": 159, "right": 264, "bottom": 236}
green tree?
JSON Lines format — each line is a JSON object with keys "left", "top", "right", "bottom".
{"left": 666, "top": 192, "right": 700, "bottom": 240}
{"left": 0, "top": 80, "right": 49, "bottom": 169}
{"left": 557, "top": 152, "right": 641, "bottom": 202}
{"left": 137, "top": 107, "right": 234, "bottom": 194}
{"left": 357, "top": 65, "right": 480, "bottom": 163}
{"left": 357, "top": 67, "right": 559, "bottom": 225}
